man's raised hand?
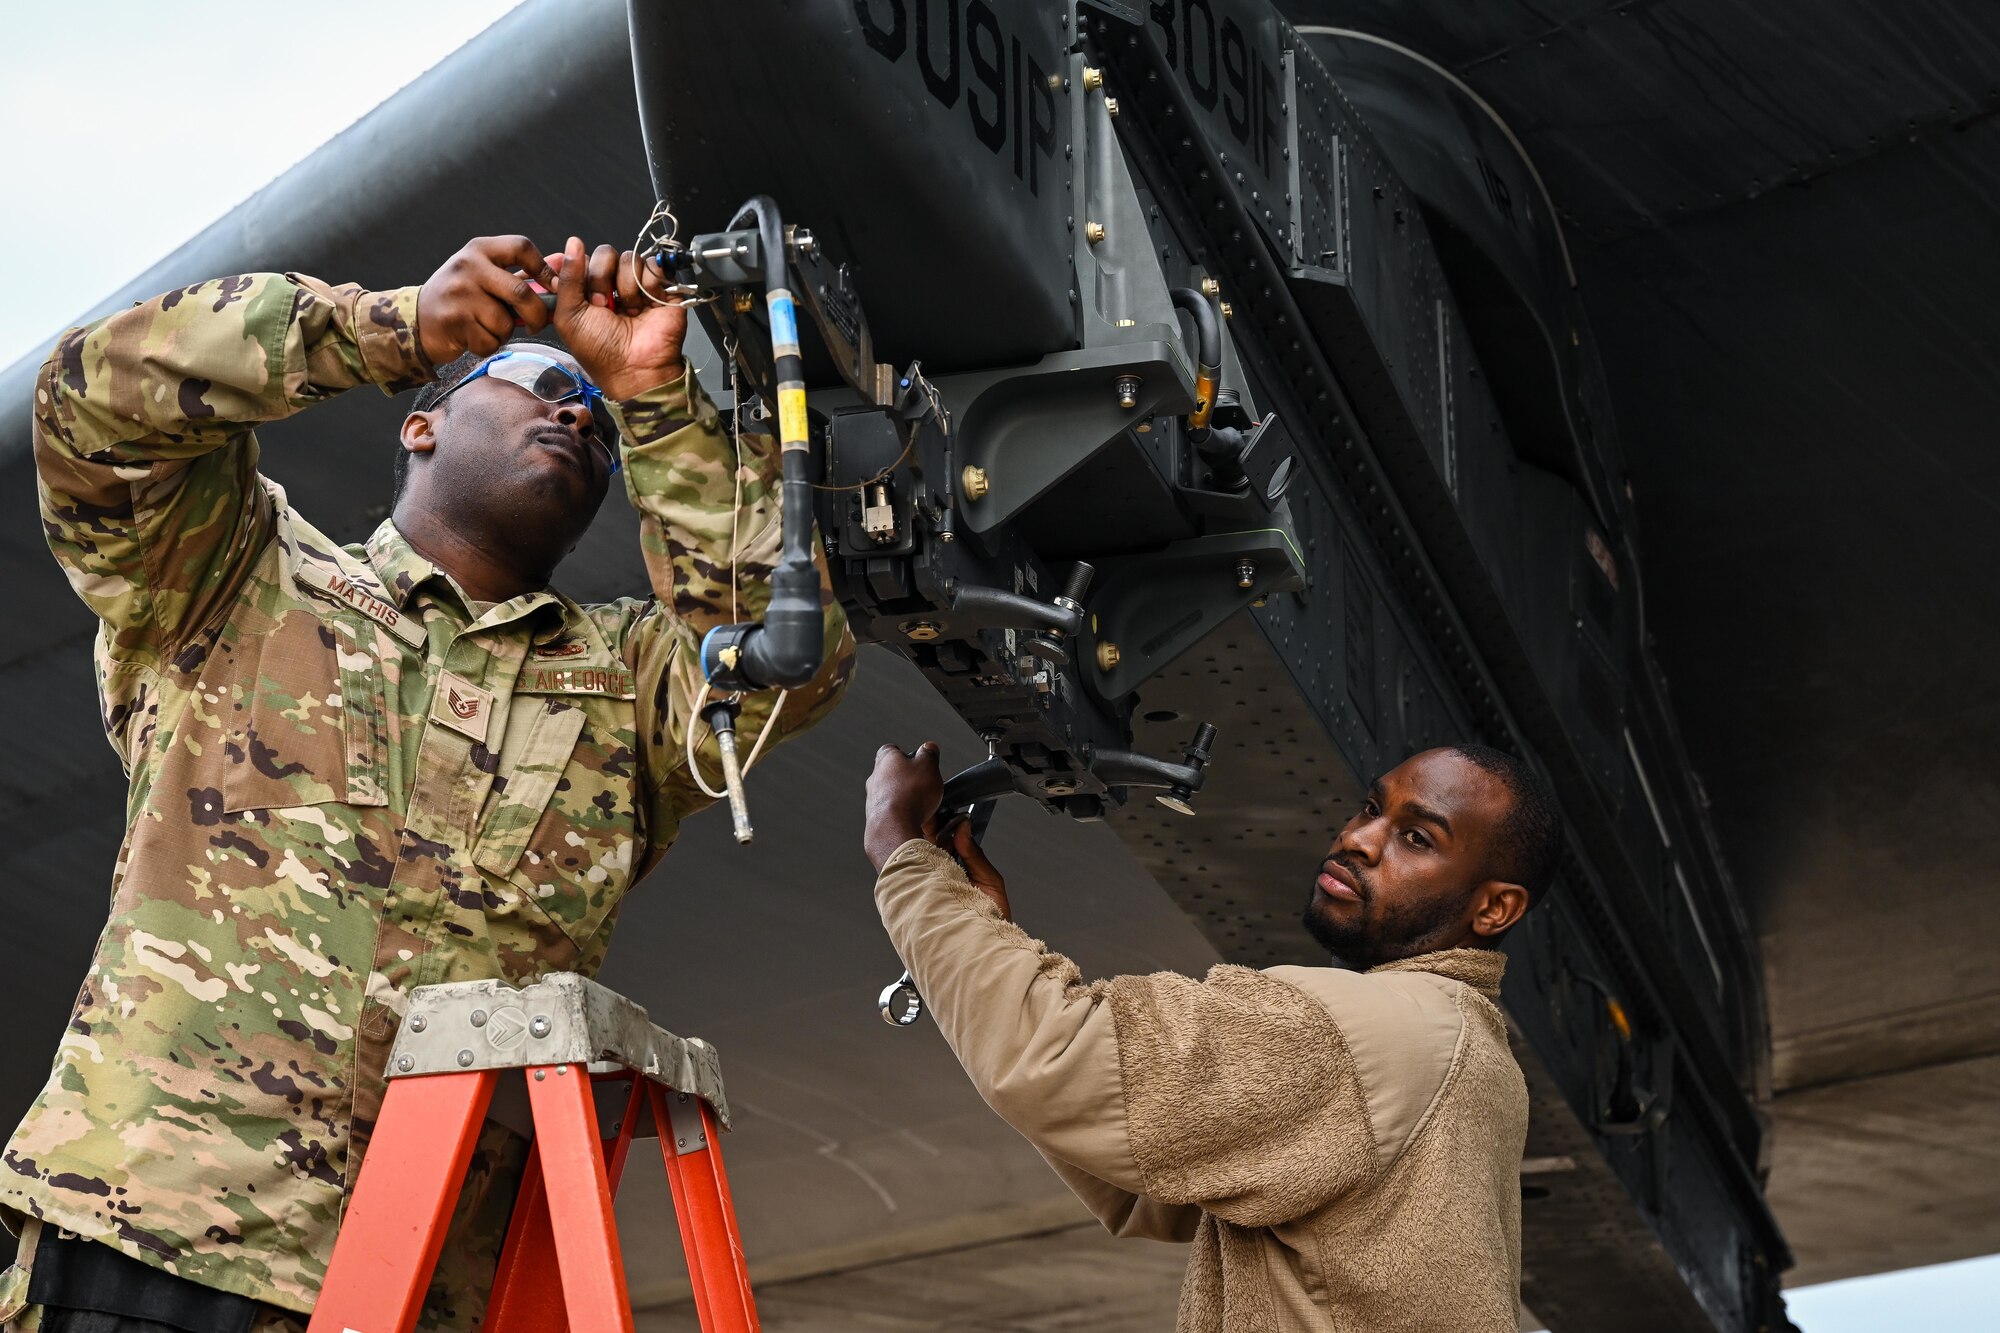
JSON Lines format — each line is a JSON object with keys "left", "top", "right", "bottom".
{"left": 416, "top": 235, "right": 560, "bottom": 366}
{"left": 864, "top": 742, "right": 945, "bottom": 872}
{"left": 549, "top": 236, "right": 688, "bottom": 401}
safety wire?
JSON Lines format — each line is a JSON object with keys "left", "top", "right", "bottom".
{"left": 683, "top": 327, "right": 787, "bottom": 798}
{"left": 811, "top": 365, "right": 950, "bottom": 492}
{"left": 633, "top": 199, "right": 721, "bottom": 310}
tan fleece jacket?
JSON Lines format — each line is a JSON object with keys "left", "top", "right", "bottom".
{"left": 875, "top": 839, "right": 1529, "bottom": 1332}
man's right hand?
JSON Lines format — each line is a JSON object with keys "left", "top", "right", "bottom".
{"left": 416, "top": 235, "right": 559, "bottom": 366}
{"left": 864, "top": 742, "right": 944, "bottom": 872}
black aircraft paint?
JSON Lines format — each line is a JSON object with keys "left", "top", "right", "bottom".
{"left": 853, "top": 0, "right": 1063, "bottom": 196}
{"left": 627, "top": 3, "right": 1796, "bottom": 1327}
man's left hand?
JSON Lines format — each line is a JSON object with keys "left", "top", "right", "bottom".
{"left": 548, "top": 236, "right": 688, "bottom": 401}
{"left": 865, "top": 742, "right": 944, "bottom": 872}
{"left": 940, "top": 818, "right": 1011, "bottom": 920}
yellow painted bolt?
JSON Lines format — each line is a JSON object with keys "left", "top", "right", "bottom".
{"left": 1096, "top": 641, "right": 1122, "bottom": 671}
{"left": 1201, "top": 276, "right": 1221, "bottom": 297}
{"left": 1219, "top": 301, "right": 1234, "bottom": 320}
{"left": 1085, "top": 220, "right": 1106, "bottom": 244}
{"left": 1082, "top": 66, "right": 1104, "bottom": 91}
{"left": 732, "top": 288, "right": 755, "bottom": 315}
{"left": 961, "top": 464, "right": 991, "bottom": 501}
{"left": 1104, "top": 97, "right": 1120, "bottom": 118}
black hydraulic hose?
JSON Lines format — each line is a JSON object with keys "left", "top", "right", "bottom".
{"left": 1170, "top": 287, "right": 1222, "bottom": 430}
{"left": 699, "top": 195, "right": 826, "bottom": 691}
{"left": 1173, "top": 287, "right": 1251, "bottom": 485}
{"left": 729, "top": 196, "right": 813, "bottom": 572}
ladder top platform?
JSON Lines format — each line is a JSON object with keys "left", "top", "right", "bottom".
{"left": 388, "top": 974, "right": 731, "bottom": 1128}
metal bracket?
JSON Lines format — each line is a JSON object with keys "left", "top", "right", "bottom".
{"left": 678, "top": 227, "right": 767, "bottom": 287}
{"left": 787, "top": 230, "right": 893, "bottom": 404}
{"left": 387, "top": 973, "right": 731, "bottom": 1129}
{"left": 663, "top": 1088, "right": 711, "bottom": 1156}
{"left": 826, "top": 410, "right": 919, "bottom": 557}
{"left": 1072, "top": 50, "right": 1183, "bottom": 352}
{"left": 1088, "top": 530, "right": 1308, "bottom": 699}
{"left": 943, "top": 341, "right": 1195, "bottom": 535}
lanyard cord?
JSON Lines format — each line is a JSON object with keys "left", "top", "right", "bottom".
{"left": 683, "top": 675, "right": 789, "bottom": 800}
{"left": 682, "top": 332, "right": 789, "bottom": 800}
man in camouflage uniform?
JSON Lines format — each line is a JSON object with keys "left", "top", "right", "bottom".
{"left": 3, "top": 234, "right": 855, "bottom": 1330}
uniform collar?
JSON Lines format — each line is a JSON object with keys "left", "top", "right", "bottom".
{"left": 367, "top": 520, "right": 444, "bottom": 610}
{"left": 367, "top": 518, "right": 557, "bottom": 624}
{"left": 1367, "top": 947, "right": 1507, "bottom": 1000}
{"left": 365, "top": 519, "right": 617, "bottom": 662}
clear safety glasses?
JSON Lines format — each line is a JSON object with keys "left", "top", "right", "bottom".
{"left": 432, "top": 350, "right": 621, "bottom": 472}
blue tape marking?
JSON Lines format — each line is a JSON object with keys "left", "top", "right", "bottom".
{"left": 767, "top": 291, "right": 799, "bottom": 349}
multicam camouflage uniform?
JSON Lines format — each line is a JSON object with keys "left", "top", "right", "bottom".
{"left": 3, "top": 273, "right": 854, "bottom": 1328}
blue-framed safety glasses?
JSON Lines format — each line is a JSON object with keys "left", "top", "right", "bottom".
{"left": 431, "top": 349, "right": 621, "bottom": 473}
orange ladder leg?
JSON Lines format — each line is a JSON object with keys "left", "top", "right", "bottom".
{"left": 485, "top": 1073, "right": 646, "bottom": 1333}
{"left": 479, "top": 1140, "right": 562, "bottom": 1333}
{"left": 526, "top": 1063, "right": 638, "bottom": 1333}
{"left": 653, "top": 1084, "right": 759, "bottom": 1332}
{"left": 306, "top": 1069, "right": 496, "bottom": 1333}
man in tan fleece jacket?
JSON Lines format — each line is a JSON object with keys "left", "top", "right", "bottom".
{"left": 862, "top": 743, "right": 1563, "bottom": 1332}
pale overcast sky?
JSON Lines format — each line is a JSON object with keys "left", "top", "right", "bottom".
{"left": 0, "top": 0, "right": 523, "bottom": 369}
{"left": 1, "top": 3, "right": 1993, "bottom": 1329}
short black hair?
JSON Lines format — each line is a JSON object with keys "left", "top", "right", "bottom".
{"left": 1446, "top": 743, "right": 1563, "bottom": 904}
{"left": 395, "top": 329, "right": 570, "bottom": 500}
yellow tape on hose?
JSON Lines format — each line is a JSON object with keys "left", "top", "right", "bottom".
{"left": 778, "top": 384, "right": 810, "bottom": 452}
{"left": 1190, "top": 370, "right": 1218, "bottom": 429}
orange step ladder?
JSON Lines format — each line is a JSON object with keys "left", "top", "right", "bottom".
{"left": 306, "top": 974, "right": 758, "bottom": 1333}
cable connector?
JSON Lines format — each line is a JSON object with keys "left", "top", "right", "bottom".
{"left": 699, "top": 697, "right": 755, "bottom": 845}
